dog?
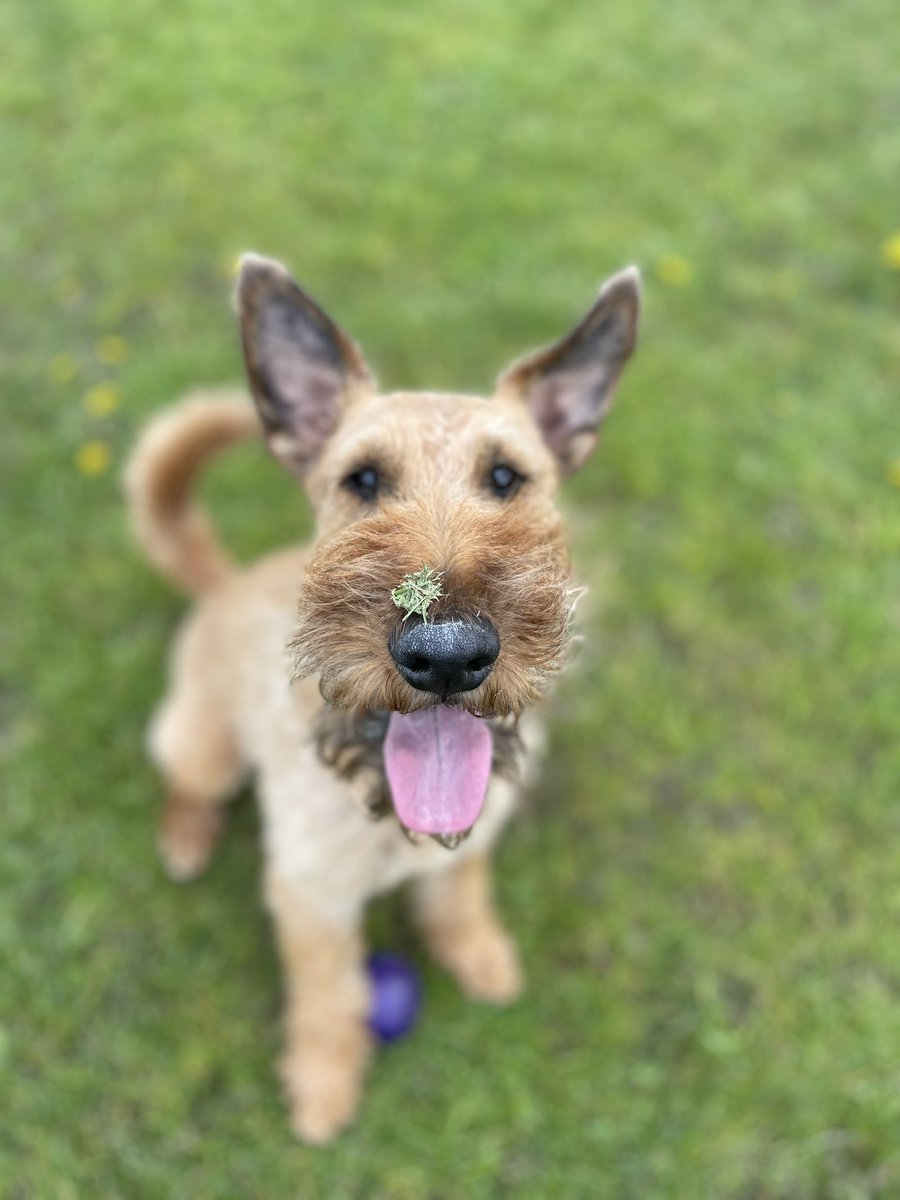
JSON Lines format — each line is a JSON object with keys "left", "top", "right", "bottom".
{"left": 125, "top": 253, "right": 640, "bottom": 1142}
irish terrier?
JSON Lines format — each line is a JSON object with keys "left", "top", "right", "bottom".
{"left": 125, "top": 254, "right": 640, "bottom": 1142}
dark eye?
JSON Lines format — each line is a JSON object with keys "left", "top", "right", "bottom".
{"left": 343, "top": 466, "right": 380, "bottom": 502}
{"left": 489, "top": 463, "right": 524, "bottom": 498}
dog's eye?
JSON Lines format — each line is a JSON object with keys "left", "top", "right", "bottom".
{"left": 343, "top": 466, "right": 380, "bottom": 502}
{"left": 489, "top": 463, "right": 524, "bottom": 498}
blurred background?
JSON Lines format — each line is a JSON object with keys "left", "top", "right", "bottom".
{"left": 3, "top": 1, "right": 899, "bottom": 1195}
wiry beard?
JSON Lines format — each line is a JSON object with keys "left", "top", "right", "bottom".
{"left": 289, "top": 502, "right": 577, "bottom": 717}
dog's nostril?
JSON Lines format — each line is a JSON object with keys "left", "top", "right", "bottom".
{"left": 467, "top": 656, "right": 491, "bottom": 672}
{"left": 408, "top": 656, "right": 430, "bottom": 673}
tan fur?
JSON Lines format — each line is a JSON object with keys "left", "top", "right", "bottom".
{"left": 127, "top": 255, "right": 639, "bottom": 1142}
{"left": 290, "top": 392, "right": 575, "bottom": 717}
{"left": 159, "top": 788, "right": 226, "bottom": 882}
{"left": 266, "top": 873, "right": 373, "bottom": 1144}
{"left": 132, "top": 480, "right": 530, "bottom": 1142}
{"left": 412, "top": 855, "right": 524, "bottom": 1003}
{"left": 124, "top": 390, "right": 259, "bottom": 596}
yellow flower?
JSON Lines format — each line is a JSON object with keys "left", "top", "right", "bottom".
{"left": 656, "top": 253, "right": 693, "bottom": 288}
{"left": 49, "top": 354, "right": 78, "bottom": 384}
{"left": 84, "top": 383, "right": 121, "bottom": 417}
{"left": 888, "top": 458, "right": 900, "bottom": 488}
{"left": 76, "top": 441, "right": 111, "bottom": 476}
{"left": 881, "top": 233, "right": 900, "bottom": 271}
{"left": 224, "top": 254, "right": 243, "bottom": 279}
{"left": 96, "top": 335, "right": 129, "bottom": 365}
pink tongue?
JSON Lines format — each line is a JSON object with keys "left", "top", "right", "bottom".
{"left": 384, "top": 708, "right": 493, "bottom": 835}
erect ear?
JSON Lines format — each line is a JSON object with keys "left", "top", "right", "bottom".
{"left": 495, "top": 267, "right": 641, "bottom": 474}
{"left": 237, "top": 253, "right": 376, "bottom": 473}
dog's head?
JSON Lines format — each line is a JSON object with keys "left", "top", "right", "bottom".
{"left": 236, "top": 254, "right": 639, "bottom": 838}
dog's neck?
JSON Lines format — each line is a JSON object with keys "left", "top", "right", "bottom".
{"left": 313, "top": 705, "right": 525, "bottom": 823}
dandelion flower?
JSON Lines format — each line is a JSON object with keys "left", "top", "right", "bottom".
{"left": 888, "top": 458, "right": 900, "bottom": 489}
{"left": 881, "top": 233, "right": 900, "bottom": 271}
{"left": 84, "top": 383, "right": 121, "bottom": 417}
{"left": 76, "top": 441, "right": 111, "bottom": 477}
{"left": 656, "top": 253, "right": 693, "bottom": 288}
{"left": 49, "top": 354, "right": 78, "bottom": 384}
{"left": 96, "top": 335, "right": 128, "bottom": 365}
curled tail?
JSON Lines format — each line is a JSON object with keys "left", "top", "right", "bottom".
{"left": 124, "top": 390, "right": 260, "bottom": 597}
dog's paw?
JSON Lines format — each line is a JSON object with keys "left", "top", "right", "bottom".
{"left": 288, "top": 1089, "right": 358, "bottom": 1145}
{"left": 158, "top": 792, "right": 223, "bottom": 882}
{"left": 436, "top": 925, "right": 525, "bottom": 1005}
{"left": 280, "top": 1044, "right": 367, "bottom": 1145}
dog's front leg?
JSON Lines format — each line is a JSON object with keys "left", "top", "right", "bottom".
{"left": 412, "top": 854, "right": 523, "bottom": 1005}
{"left": 265, "top": 872, "right": 372, "bottom": 1144}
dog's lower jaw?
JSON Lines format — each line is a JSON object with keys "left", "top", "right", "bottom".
{"left": 399, "top": 824, "right": 473, "bottom": 850}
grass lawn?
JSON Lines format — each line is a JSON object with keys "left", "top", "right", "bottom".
{"left": 3, "top": 0, "right": 900, "bottom": 1195}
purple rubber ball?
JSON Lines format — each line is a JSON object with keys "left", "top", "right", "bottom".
{"left": 367, "top": 951, "right": 422, "bottom": 1043}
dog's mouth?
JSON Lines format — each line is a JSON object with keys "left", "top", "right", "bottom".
{"left": 383, "top": 707, "right": 492, "bottom": 841}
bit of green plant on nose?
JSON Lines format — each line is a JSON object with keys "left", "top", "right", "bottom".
{"left": 391, "top": 565, "right": 444, "bottom": 623}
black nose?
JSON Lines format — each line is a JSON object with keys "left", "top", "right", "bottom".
{"left": 390, "top": 618, "right": 500, "bottom": 696}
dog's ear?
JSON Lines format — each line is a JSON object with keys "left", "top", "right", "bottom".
{"left": 237, "top": 254, "right": 375, "bottom": 474}
{"left": 496, "top": 267, "right": 640, "bottom": 474}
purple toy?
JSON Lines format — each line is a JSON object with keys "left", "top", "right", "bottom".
{"left": 367, "top": 951, "right": 422, "bottom": 1042}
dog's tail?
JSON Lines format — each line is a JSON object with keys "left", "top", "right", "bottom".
{"left": 124, "top": 390, "right": 260, "bottom": 597}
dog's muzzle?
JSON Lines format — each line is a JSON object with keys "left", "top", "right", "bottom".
{"left": 389, "top": 617, "right": 500, "bottom": 697}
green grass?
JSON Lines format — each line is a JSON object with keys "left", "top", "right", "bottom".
{"left": 3, "top": 0, "right": 900, "bottom": 1195}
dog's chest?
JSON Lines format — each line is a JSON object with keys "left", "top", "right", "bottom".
{"left": 255, "top": 735, "right": 521, "bottom": 912}
{"left": 216, "top": 554, "right": 542, "bottom": 908}
{"left": 247, "top": 696, "right": 525, "bottom": 910}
